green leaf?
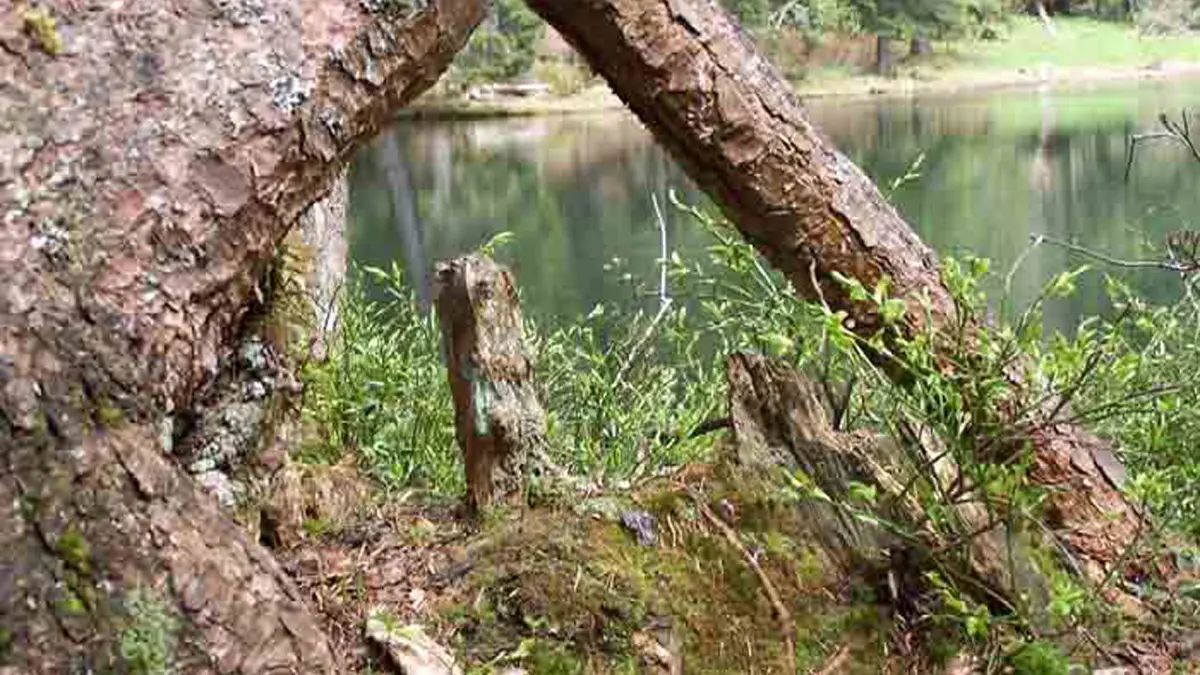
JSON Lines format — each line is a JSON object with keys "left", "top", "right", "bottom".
{"left": 881, "top": 298, "right": 907, "bottom": 324}
{"left": 477, "top": 230, "right": 516, "bottom": 257}
{"left": 763, "top": 332, "right": 795, "bottom": 356}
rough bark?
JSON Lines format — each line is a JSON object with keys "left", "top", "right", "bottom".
{"left": 876, "top": 34, "right": 897, "bottom": 76}
{"left": 0, "top": 0, "right": 485, "bottom": 671}
{"left": 434, "top": 255, "right": 546, "bottom": 512}
{"left": 298, "top": 173, "right": 350, "bottom": 364}
{"left": 524, "top": 0, "right": 1150, "bottom": 597}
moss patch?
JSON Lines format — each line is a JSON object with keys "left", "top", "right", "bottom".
{"left": 22, "top": 6, "right": 63, "bottom": 55}
{"left": 119, "top": 589, "right": 179, "bottom": 675}
{"left": 430, "top": 466, "right": 893, "bottom": 673}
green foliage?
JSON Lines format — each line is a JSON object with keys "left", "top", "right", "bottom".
{"left": 448, "top": 0, "right": 544, "bottom": 86}
{"left": 300, "top": 262, "right": 461, "bottom": 493}
{"left": 119, "top": 589, "right": 179, "bottom": 675}
{"left": 722, "top": 0, "right": 782, "bottom": 24}
{"left": 1076, "top": 276, "right": 1200, "bottom": 537}
{"left": 1007, "top": 640, "right": 1071, "bottom": 675}
{"left": 301, "top": 254, "right": 725, "bottom": 492}
{"left": 532, "top": 60, "right": 593, "bottom": 96}
{"left": 852, "top": 0, "right": 997, "bottom": 38}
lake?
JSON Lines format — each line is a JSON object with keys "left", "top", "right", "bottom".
{"left": 348, "top": 78, "right": 1200, "bottom": 334}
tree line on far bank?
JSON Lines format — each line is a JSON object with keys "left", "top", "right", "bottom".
{"left": 445, "top": 0, "right": 1199, "bottom": 91}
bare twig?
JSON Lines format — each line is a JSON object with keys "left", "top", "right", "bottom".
{"left": 1004, "top": 234, "right": 1044, "bottom": 301}
{"left": 687, "top": 487, "right": 796, "bottom": 674}
{"left": 1033, "top": 233, "right": 1197, "bottom": 273}
{"left": 814, "top": 644, "right": 850, "bottom": 675}
{"left": 610, "top": 299, "right": 672, "bottom": 394}
{"left": 1126, "top": 110, "right": 1200, "bottom": 182}
{"left": 652, "top": 192, "right": 670, "bottom": 311}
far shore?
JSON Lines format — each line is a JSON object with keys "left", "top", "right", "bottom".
{"left": 400, "top": 60, "right": 1200, "bottom": 121}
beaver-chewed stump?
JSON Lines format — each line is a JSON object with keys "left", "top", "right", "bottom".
{"left": 434, "top": 255, "right": 546, "bottom": 513}
{"left": 726, "top": 353, "right": 1048, "bottom": 619}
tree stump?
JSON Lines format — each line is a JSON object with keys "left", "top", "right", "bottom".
{"left": 434, "top": 255, "right": 546, "bottom": 512}
{"left": 726, "top": 353, "right": 1048, "bottom": 615}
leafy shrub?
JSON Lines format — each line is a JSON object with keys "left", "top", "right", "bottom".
{"left": 532, "top": 60, "right": 593, "bottom": 96}
{"left": 300, "top": 263, "right": 460, "bottom": 494}
{"left": 1007, "top": 640, "right": 1071, "bottom": 675}
{"left": 446, "top": 0, "right": 544, "bottom": 87}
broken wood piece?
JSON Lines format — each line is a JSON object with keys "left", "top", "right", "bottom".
{"left": 725, "top": 353, "right": 1047, "bottom": 616}
{"left": 434, "top": 255, "right": 547, "bottom": 511}
{"left": 365, "top": 612, "right": 462, "bottom": 675}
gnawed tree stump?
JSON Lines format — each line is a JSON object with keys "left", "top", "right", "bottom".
{"left": 726, "top": 353, "right": 1048, "bottom": 616}
{"left": 434, "top": 256, "right": 546, "bottom": 512}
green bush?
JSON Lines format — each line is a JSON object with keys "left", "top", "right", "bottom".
{"left": 300, "top": 263, "right": 460, "bottom": 493}
{"left": 1007, "top": 640, "right": 1071, "bottom": 675}
{"left": 532, "top": 60, "right": 593, "bottom": 96}
{"left": 447, "top": 0, "right": 544, "bottom": 87}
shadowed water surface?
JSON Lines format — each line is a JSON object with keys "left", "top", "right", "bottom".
{"left": 349, "top": 79, "right": 1200, "bottom": 333}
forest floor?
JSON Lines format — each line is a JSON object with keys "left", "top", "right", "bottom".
{"left": 269, "top": 458, "right": 915, "bottom": 674}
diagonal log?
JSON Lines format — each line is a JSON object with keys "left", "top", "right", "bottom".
{"left": 0, "top": 0, "right": 485, "bottom": 670}
{"left": 524, "top": 0, "right": 1150, "bottom": 596}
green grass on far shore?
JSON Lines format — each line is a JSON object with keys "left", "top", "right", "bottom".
{"left": 966, "top": 16, "right": 1200, "bottom": 68}
{"left": 796, "top": 17, "right": 1200, "bottom": 97}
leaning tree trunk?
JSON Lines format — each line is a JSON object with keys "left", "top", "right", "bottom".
{"left": 0, "top": 0, "right": 485, "bottom": 671}
{"left": 524, "top": 0, "right": 1149, "bottom": 598}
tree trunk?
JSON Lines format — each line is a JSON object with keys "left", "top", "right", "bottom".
{"left": 0, "top": 0, "right": 486, "bottom": 671}
{"left": 910, "top": 35, "right": 933, "bottom": 57}
{"left": 523, "top": 0, "right": 1150, "bottom": 598}
{"left": 434, "top": 255, "right": 546, "bottom": 512}
{"left": 877, "top": 33, "right": 897, "bottom": 76}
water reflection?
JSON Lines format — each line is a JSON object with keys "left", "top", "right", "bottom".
{"left": 348, "top": 79, "right": 1200, "bottom": 332}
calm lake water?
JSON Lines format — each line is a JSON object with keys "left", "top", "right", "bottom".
{"left": 348, "top": 78, "right": 1200, "bottom": 334}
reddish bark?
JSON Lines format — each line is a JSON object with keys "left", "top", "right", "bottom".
{"left": 0, "top": 0, "right": 485, "bottom": 671}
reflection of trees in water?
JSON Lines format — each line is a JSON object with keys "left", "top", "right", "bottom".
{"left": 348, "top": 83, "right": 1200, "bottom": 326}
{"left": 349, "top": 115, "right": 707, "bottom": 321}
{"left": 814, "top": 85, "right": 1200, "bottom": 330}
{"left": 375, "top": 129, "right": 431, "bottom": 309}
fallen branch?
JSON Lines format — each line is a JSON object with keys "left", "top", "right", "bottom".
{"left": 1030, "top": 233, "right": 1200, "bottom": 274}
{"left": 686, "top": 486, "right": 796, "bottom": 675}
